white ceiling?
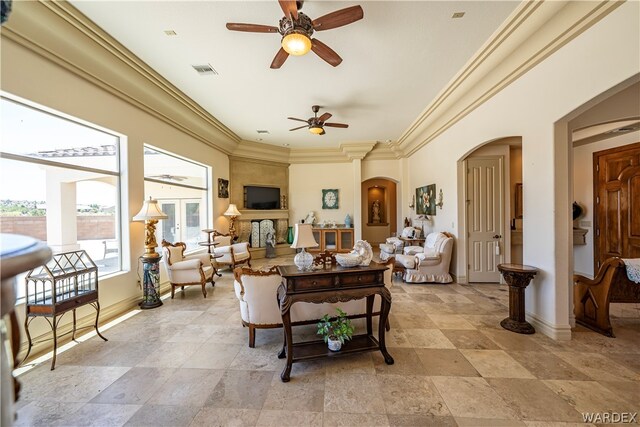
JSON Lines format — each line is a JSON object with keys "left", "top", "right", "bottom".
{"left": 69, "top": 1, "right": 519, "bottom": 149}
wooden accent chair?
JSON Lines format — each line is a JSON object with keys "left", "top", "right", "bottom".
{"left": 574, "top": 257, "right": 640, "bottom": 337}
{"left": 161, "top": 240, "right": 215, "bottom": 298}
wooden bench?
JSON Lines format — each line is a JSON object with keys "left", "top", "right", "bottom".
{"left": 574, "top": 257, "right": 640, "bottom": 337}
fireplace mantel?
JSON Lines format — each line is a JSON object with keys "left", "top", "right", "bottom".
{"left": 239, "top": 209, "right": 289, "bottom": 221}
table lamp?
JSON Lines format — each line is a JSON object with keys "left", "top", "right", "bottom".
{"left": 224, "top": 203, "right": 241, "bottom": 240}
{"left": 133, "top": 197, "right": 168, "bottom": 259}
{"left": 291, "top": 223, "right": 318, "bottom": 271}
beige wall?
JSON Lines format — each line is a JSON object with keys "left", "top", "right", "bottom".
{"left": 229, "top": 157, "right": 289, "bottom": 212}
{"left": 289, "top": 162, "right": 355, "bottom": 227}
{"left": 404, "top": 3, "right": 639, "bottom": 338}
{"left": 1, "top": 36, "right": 230, "bottom": 345}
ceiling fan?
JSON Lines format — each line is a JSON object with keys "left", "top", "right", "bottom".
{"left": 289, "top": 105, "right": 349, "bottom": 135}
{"left": 226, "top": 1, "right": 363, "bottom": 69}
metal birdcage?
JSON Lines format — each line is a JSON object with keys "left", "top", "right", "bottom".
{"left": 24, "top": 250, "right": 107, "bottom": 370}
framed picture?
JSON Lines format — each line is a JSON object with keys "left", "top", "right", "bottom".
{"left": 218, "top": 178, "right": 229, "bottom": 198}
{"left": 416, "top": 184, "right": 436, "bottom": 216}
{"left": 322, "top": 189, "right": 339, "bottom": 209}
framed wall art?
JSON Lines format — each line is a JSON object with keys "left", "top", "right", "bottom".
{"left": 218, "top": 178, "right": 229, "bottom": 198}
{"left": 416, "top": 184, "right": 437, "bottom": 216}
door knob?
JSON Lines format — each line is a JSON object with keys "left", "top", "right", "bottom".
{"left": 493, "top": 234, "right": 502, "bottom": 239}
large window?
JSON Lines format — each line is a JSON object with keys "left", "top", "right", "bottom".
{"left": 0, "top": 94, "right": 123, "bottom": 296}
{"left": 143, "top": 146, "right": 209, "bottom": 252}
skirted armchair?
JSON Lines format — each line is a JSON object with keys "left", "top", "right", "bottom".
{"left": 379, "top": 226, "right": 422, "bottom": 261}
{"left": 394, "top": 232, "right": 454, "bottom": 283}
{"left": 212, "top": 231, "right": 251, "bottom": 270}
{"left": 161, "top": 240, "right": 216, "bottom": 298}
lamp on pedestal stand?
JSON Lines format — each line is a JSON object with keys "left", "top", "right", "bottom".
{"left": 290, "top": 223, "right": 319, "bottom": 271}
{"left": 133, "top": 197, "right": 168, "bottom": 309}
{"left": 224, "top": 203, "right": 241, "bottom": 241}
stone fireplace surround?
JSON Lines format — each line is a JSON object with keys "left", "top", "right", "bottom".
{"left": 237, "top": 209, "right": 289, "bottom": 247}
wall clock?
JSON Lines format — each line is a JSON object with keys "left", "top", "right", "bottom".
{"left": 322, "top": 189, "right": 339, "bottom": 209}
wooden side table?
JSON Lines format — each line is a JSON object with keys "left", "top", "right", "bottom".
{"left": 400, "top": 237, "right": 425, "bottom": 247}
{"left": 497, "top": 263, "right": 538, "bottom": 334}
{"left": 276, "top": 264, "right": 394, "bottom": 382}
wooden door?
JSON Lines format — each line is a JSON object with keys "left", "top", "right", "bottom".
{"left": 594, "top": 142, "right": 640, "bottom": 272}
{"left": 467, "top": 157, "right": 504, "bottom": 282}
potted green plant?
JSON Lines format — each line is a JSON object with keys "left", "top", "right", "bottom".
{"left": 316, "top": 308, "right": 354, "bottom": 351}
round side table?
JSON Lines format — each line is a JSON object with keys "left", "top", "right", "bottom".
{"left": 497, "top": 263, "right": 538, "bottom": 334}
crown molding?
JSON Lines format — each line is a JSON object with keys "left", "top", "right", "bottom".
{"left": 1, "top": 0, "right": 240, "bottom": 155}
{"left": 397, "top": 0, "right": 624, "bottom": 157}
{"left": 288, "top": 147, "right": 351, "bottom": 164}
{"left": 363, "top": 143, "right": 403, "bottom": 160}
{"left": 341, "top": 142, "right": 377, "bottom": 161}
{"left": 232, "top": 140, "right": 291, "bottom": 165}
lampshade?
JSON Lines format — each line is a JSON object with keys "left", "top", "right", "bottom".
{"left": 282, "top": 32, "right": 312, "bottom": 56}
{"left": 290, "top": 223, "right": 318, "bottom": 249}
{"left": 133, "top": 197, "right": 168, "bottom": 221}
{"left": 224, "top": 204, "right": 241, "bottom": 217}
{"left": 309, "top": 125, "right": 323, "bottom": 135}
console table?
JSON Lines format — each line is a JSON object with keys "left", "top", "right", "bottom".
{"left": 276, "top": 264, "right": 394, "bottom": 382}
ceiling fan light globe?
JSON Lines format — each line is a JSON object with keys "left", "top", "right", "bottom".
{"left": 282, "top": 32, "right": 311, "bottom": 56}
{"left": 309, "top": 125, "right": 323, "bottom": 135}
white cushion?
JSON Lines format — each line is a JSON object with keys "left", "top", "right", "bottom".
{"left": 400, "top": 227, "right": 415, "bottom": 238}
{"left": 165, "top": 245, "right": 184, "bottom": 264}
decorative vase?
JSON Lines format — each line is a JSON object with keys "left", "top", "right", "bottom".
{"left": 286, "top": 226, "right": 294, "bottom": 244}
{"left": 327, "top": 337, "right": 342, "bottom": 352}
{"left": 345, "top": 214, "right": 352, "bottom": 228}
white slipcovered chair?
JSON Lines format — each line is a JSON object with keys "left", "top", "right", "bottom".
{"left": 379, "top": 226, "right": 421, "bottom": 261}
{"left": 161, "top": 240, "right": 216, "bottom": 298}
{"left": 395, "top": 232, "right": 454, "bottom": 283}
{"left": 212, "top": 231, "right": 252, "bottom": 270}
{"left": 233, "top": 259, "right": 394, "bottom": 347}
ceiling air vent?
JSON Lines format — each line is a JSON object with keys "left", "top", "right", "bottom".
{"left": 192, "top": 64, "right": 218, "bottom": 75}
{"left": 256, "top": 130, "right": 270, "bottom": 134}
{"left": 452, "top": 12, "right": 465, "bottom": 18}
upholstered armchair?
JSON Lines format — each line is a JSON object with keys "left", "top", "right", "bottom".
{"left": 395, "top": 232, "right": 454, "bottom": 283}
{"left": 212, "top": 231, "right": 251, "bottom": 270}
{"left": 161, "top": 240, "right": 216, "bottom": 298}
{"left": 379, "top": 227, "right": 421, "bottom": 261}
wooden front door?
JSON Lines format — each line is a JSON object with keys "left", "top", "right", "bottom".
{"left": 467, "top": 157, "right": 504, "bottom": 282}
{"left": 593, "top": 142, "right": 640, "bottom": 273}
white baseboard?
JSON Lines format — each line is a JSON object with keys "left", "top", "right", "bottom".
{"left": 456, "top": 275, "right": 467, "bottom": 284}
{"left": 526, "top": 311, "right": 572, "bottom": 341}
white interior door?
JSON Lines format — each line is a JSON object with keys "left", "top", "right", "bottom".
{"left": 467, "top": 157, "right": 504, "bottom": 282}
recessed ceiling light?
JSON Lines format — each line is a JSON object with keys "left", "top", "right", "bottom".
{"left": 164, "top": 30, "right": 177, "bottom": 36}
{"left": 452, "top": 12, "right": 465, "bottom": 19}
{"left": 282, "top": 143, "right": 290, "bottom": 147}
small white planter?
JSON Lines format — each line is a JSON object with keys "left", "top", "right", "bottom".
{"left": 327, "top": 337, "right": 342, "bottom": 352}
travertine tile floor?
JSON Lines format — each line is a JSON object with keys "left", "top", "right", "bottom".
{"left": 15, "top": 254, "right": 640, "bottom": 426}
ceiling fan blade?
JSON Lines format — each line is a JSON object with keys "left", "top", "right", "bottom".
{"left": 313, "top": 5, "right": 363, "bottom": 31}
{"left": 226, "top": 23, "right": 279, "bottom": 33}
{"left": 318, "top": 112, "right": 332, "bottom": 122}
{"left": 324, "top": 122, "right": 349, "bottom": 128}
{"left": 288, "top": 117, "right": 309, "bottom": 123}
{"left": 289, "top": 125, "right": 308, "bottom": 131}
{"left": 311, "top": 39, "right": 342, "bottom": 67}
{"left": 279, "top": 0, "right": 298, "bottom": 20}
{"left": 270, "top": 48, "right": 290, "bottom": 69}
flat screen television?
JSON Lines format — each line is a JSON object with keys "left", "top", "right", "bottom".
{"left": 244, "top": 185, "right": 280, "bottom": 209}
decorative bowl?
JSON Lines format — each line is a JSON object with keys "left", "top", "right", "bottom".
{"left": 335, "top": 253, "right": 362, "bottom": 268}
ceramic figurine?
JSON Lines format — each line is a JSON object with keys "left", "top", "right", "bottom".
{"left": 345, "top": 214, "right": 352, "bottom": 228}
